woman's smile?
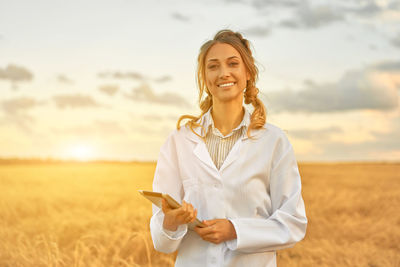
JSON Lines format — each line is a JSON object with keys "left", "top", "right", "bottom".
{"left": 218, "top": 82, "right": 236, "bottom": 88}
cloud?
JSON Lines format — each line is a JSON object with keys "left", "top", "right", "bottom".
{"left": 98, "top": 70, "right": 172, "bottom": 83}
{"left": 330, "top": 1, "right": 400, "bottom": 22}
{"left": 125, "top": 84, "right": 191, "bottom": 107}
{"left": 154, "top": 75, "right": 172, "bottom": 83}
{"left": 368, "top": 44, "right": 377, "bottom": 50}
{"left": 57, "top": 74, "right": 74, "bottom": 84}
{"left": 236, "top": 0, "right": 298, "bottom": 9}
{"left": 370, "top": 116, "right": 400, "bottom": 147}
{"left": 373, "top": 60, "right": 400, "bottom": 71}
{"left": 171, "top": 12, "right": 190, "bottom": 22}
{"left": 303, "top": 126, "right": 400, "bottom": 161}
{"left": 98, "top": 84, "right": 119, "bottom": 96}
{"left": 241, "top": 1, "right": 346, "bottom": 36}
{"left": 388, "top": 1, "right": 400, "bottom": 10}
{"left": 267, "top": 61, "right": 400, "bottom": 113}
{"left": 1, "top": 97, "right": 45, "bottom": 114}
{"left": 94, "top": 120, "right": 126, "bottom": 133}
{"left": 0, "top": 113, "right": 35, "bottom": 133}
{"left": 53, "top": 94, "right": 102, "bottom": 109}
{"left": 51, "top": 120, "right": 126, "bottom": 137}
{"left": 290, "top": 114, "right": 400, "bottom": 161}
{"left": 98, "top": 71, "right": 145, "bottom": 81}
{"left": 391, "top": 33, "right": 400, "bottom": 48}
{"left": 242, "top": 25, "right": 271, "bottom": 37}
{"left": 0, "top": 97, "right": 45, "bottom": 133}
{"left": 371, "top": 60, "right": 400, "bottom": 89}
{"left": 142, "top": 114, "right": 177, "bottom": 121}
{"left": 342, "top": 1, "right": 382, "bottom": 18}
{"left": 288, "top": 126, "right": 343, "bottom": 140}
{"left": 224, "top": 0, "right": 245, "bottom": 3}
{"left": 280, "top": 1, "right": 344, "bottom": 29}
{"left": 230, "top": 0, "right": 397, "bottom": 36}
{"left": 0, "top": 64, "right": 33, "bottom": 83}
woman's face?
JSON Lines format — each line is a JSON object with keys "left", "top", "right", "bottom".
{"left": 204, "top": 43, "right": 250, "bottom": 104}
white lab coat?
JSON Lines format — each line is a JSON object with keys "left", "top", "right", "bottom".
{"left": 150, "top": 109, "right": 307, "bottom": 267}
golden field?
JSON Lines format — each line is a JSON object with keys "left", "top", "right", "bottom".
{"left": 0, "top": 161, "right": 399, "bottom": 267}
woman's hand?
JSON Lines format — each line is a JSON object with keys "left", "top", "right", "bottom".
{"left": 162, "top": 199, "right": 198, "bottom": 231}
{"left": 194, "top": 219, "right": 237, "bottom": 244}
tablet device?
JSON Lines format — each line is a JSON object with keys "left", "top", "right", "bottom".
{"left": 139, "top": 190, "right": 205, "bottom": 229}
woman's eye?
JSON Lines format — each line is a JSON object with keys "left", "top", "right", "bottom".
{"left": 208, "top": 65, "right": 217, "bottom": 69}
{"left": 229, "top": 62, "right": 239, "bottom": 67}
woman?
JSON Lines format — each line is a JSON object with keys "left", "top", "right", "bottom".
{"left": 150, "top": 29, "right": 307, "bottom": 267}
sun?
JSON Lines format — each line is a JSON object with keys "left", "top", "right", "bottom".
{"left": 64, "top": 144, "right": 95, "bottom": 161}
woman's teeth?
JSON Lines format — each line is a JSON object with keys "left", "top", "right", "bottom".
{"left": 218, "top": 82, "right": 235, "bottom": 88}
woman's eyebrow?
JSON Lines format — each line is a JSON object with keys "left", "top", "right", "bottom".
{"left": 207, "top": 56, "right": 240, "bottom": 62}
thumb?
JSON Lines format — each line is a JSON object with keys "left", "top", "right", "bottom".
{"left": 161, "top": 198, "right": 171, "bottom": 213}
{"left": 203, "top": 219, "right": 217, "bottom": 226}
{"left": 202, "top": 220, "right": 211, "bottom": 226}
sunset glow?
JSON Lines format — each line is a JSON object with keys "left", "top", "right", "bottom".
{"left": 63, "top": 144, "right": 95, "bottom": 161}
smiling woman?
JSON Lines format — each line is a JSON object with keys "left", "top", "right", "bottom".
{"left": 149, "top": 29, "right": 307, "bottom": 267}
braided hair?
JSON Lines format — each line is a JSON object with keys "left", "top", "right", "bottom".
{"left": 177, "top": 29, "right": 267, "bottom": 138}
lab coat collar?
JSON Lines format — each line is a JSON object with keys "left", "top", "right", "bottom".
{"left": 202, "top": 107, "right": 250, "bottom": 138}
{"left": 184, "top": 107, "right": 266, "bottom": 173}
{"left": 185, "top": 107, "right": 255, "bottom": 143}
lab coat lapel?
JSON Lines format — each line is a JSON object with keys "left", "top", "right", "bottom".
{"left": 193, "top": 142, "right": 217, "bottom": 170}
{"left": 184, "top": 125, "right": 218, "bottom": 172}
{"left": 219, "top": 138, "right": 243, "bottom": 172}
{"left": 219, "top": 126, "right": 266, "bottom": 172}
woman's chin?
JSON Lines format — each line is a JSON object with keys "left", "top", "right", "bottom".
{"left": 214, "top": 94, "right": 243, "bottom": 104}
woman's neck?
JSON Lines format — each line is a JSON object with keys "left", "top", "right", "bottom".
{"left": 211, "top": 101, "right": 244, "bottom": 136}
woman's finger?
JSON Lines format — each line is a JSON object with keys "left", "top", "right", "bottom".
{"left": 195, "top": 224, "right": 214, "bottom": 237}
{"left": 183, "top": 215, "right": 191, "bottom": 223}
{"left": 175, "top": 209, "right": 188, "bottom": 222}
{"left": 161, "top": 199, "right": 170, "bottom": 213}
{"left": 182, "top": 209, "right": 194, "bottom": 223}
{"left": 181, "top": 201, "right": 186, "bottom": 213}
{"left": 186, "top": 215, "right": 196, "bottom": 224}
{"left": 201, "top": 232, "right": 219, "bottom": 243}
{"left": 190, "top": 209, "right": 198, "bottom": 223}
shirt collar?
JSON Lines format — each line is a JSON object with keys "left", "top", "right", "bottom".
{"left": 200, "top": 107, "right": 250, "bottom": 137}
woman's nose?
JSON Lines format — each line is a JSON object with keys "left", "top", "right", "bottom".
{"left": 218, "top": 65, "right": 230, "bottom": 78}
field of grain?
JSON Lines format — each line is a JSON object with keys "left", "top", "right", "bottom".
{"left": 0, "top": 161, "right": 399, "bottom": 267}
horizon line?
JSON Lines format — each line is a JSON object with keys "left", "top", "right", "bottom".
{"left": 0, "top": 157, "right": 398, "bottom": 165}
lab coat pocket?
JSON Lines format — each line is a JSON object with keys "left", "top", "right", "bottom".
{"left": 182, "top": 179, "right": 204, "bottom": 219}
{"left": 182, "top": 179, "right": 199, "bottom": 204}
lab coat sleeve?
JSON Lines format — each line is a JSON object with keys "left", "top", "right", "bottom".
{"left": 150, "top": 132, "right": 188, "bottom": 254}
{"left": 226, "top": 133, "right": 307, "bottom": 253}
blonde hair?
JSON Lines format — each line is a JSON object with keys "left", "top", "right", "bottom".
{"left": 177, "top": 29, "right": 266, "bottom": 138}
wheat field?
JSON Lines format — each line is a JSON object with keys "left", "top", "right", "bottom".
{"left": 0, "top": 161, "right": 399, "bottom": 267}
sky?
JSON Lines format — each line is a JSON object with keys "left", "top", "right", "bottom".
{"left": 0, "top": 0, "right": 399, "bottom": 162}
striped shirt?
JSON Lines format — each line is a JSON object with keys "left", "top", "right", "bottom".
{"left": 201, "top": 108, "right": 250, "bottom": 170}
